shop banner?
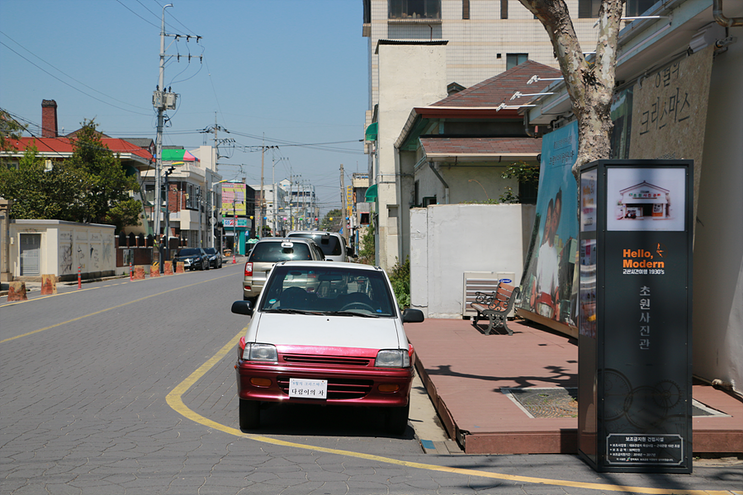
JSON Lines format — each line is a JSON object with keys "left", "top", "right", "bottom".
{"left": 518, "top": 121, "right": 579, "bottom": 331}
{"left": 221, "top": 184, "right": 246, "bottom": 216}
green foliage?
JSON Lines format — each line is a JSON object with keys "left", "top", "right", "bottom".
{"left": 0, "top": 119, "right": 142, "bottom": 231}
{"left": 498, "top": 187, "right": 519, "bottom": 204}
{"left": 387, "top": 257, "right": 411, "bottom": 309}
{"left": 1, "top": 109, "right": 25, "bottom": 153}
{"left": 499, "top": 160, "right": 540, "bottom": 203}
{"left": 358, "top": 225, "right": 375, "bottom": 266}
{"left": 321, "top": 209, "right": 342, "bottom": 232}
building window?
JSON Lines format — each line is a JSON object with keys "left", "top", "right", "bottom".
{"left": 578, "top": 0, "right": 601, "bottom": 18}
{"left": 506, "top": 53, "right": 528, "bottom": 70}
{"left": 462, "top": 0, "right": 470, "bottom": 20}
{"left": 626, "top": 0, "right": 656, "bottom": 17}
{"left": 501, "top": 0, "right": 508, "bottom": 19}
{"left": 388, "top": 0, "right": 441, "bottom": 20}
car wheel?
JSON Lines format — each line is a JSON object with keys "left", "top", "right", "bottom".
{"left": 239, "top": 399, "right": 260, "bottom": 430}
{"left": 385, "top": 403, "right": 409, "bottom": 436}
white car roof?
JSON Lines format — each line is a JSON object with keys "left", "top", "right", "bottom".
{"left": 276, "top": 260, "right": 381, "bottom": 272}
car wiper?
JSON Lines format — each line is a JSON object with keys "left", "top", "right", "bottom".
{"left": 323, "top": 310, "right": 381, "bottom": 318}
{"left": 262, "top": 308, "right": 323, "bottom": 315}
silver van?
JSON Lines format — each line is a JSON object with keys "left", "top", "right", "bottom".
{"left": 287, "top": 231, "right": 354, "bottom": 263}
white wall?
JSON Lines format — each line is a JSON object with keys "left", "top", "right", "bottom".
{"left": 693, "top": 31, "right": 743, "bottom": 393}
{"left": 377, "top": 43, "right": 447, "bottom": 270}
{"left": 410, "top": 203, "right": 535, "bottom": 318}
{"left": 9, "top": 220, "right": 116, "bottom": 281}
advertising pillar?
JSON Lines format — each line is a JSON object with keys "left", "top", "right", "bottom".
{"left": 578, "top": 160, "right": 693, "bottom": 473}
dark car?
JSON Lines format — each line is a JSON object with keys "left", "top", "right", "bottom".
{"left": 204, "top": 247, "right": 222, "bottom": 269}
{"left": 173, "top": 247, "right": 209, "bottom": 271}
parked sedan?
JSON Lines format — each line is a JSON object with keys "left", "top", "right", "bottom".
{"left": 232, "top": 261, "right": 425, "bottom": 434}
{"left": 173, "top": 247, "right": 209, "bottom": 271}
{"left": 243, "top": 238, "right": 325, "bottom": 301}
{"left": 203, "top": 247, "right": 222, "bottom": 269}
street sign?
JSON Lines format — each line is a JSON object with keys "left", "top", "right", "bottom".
{"left": 578, "top": 160, "right": 693, "bottom": 474}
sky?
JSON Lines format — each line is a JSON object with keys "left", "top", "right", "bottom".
{"left": 0, "top": 0, "right": 370, "bottom": 215}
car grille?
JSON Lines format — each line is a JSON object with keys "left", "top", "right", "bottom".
{"left": 276, "top": 376, "right": 373, "bottom": 400}
{"left": 282, "top": 354, "right": 373, "bottom": 367}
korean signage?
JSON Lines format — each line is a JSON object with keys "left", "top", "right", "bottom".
{"left": 578, "top": 160, "right": 693, "bottom": 474}
{"left": 223, "top": 218, "right": 250, "bottom": 228}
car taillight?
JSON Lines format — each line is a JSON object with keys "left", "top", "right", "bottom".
{"left": 244, "top": 262, "right": 253, "bottom": 276}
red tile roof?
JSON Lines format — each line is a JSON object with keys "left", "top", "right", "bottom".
{"left": 433, "top": 60, "right": 561, "bottom": 108}
{"left": 7, "top": 137, "right": 153, "bottom": 162}
{"left": 420, "top": 137, "right": 542, "bottom": 158}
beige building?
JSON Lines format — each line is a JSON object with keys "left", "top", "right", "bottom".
{"left": 8, "top": 220, "right": 116, "bottom": 282}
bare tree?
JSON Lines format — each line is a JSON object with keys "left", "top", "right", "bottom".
{"left": 518, "top": 0, "right": 626, "bottom": 179}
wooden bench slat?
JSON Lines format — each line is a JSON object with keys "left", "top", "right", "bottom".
{"left": 470, "top": 284, "right": 520, "bottom": 336}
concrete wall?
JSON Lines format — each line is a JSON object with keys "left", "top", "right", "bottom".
{"left": 410, "top": 203, "right": 535, "bottom": 318}
{"left": 693, "top": 31, "right": 743, "bottom": 393}
{"left": 415, "top": 162, "right": 529, "bottom": 205}
{"left": 9, "top": 220, "right": 116, "bottom": 281}
{"left": 376, "top": 43, "right": 448, "bottom": 270}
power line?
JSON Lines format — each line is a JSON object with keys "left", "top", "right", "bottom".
{"left": 0, "top": 37, "right": 151, "bottom": 116}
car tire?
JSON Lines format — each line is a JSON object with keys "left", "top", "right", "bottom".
{"left": 239, "top": 399, "right": 260, "bottom": 430}
{"left": 385, "top": 403, "right": 409, "bottom": 436}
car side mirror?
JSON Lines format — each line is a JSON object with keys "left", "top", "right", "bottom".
{"left": 402, "top": 308, "right": 424, "bottom": 323}
{"left": 231, "top": 300, "right": 253, "bottom": 316}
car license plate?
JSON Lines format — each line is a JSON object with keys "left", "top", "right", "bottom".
{"left": 289, "top": 378, "right": 327, "bottom": 399}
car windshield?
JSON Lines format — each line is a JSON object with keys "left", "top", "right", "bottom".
{"left": 289, "top": 233, "right": 342, "bottom": 256}
{"left": 204, "top": 248, "right": 217, "bottom": 255}
{"left": 177, "top": 248, "right": 200, "bottom": 256}
{"left": 260, "top": 265, "right": 396, "bottom": 317}
{"left": 248, "top": 242, "right": 312, "bottom": 262}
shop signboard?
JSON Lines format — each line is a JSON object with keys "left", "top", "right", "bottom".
{"left": 578, "top": 160, "right": 693, "bottom": 473}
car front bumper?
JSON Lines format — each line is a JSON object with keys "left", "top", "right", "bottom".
{"left": 235, "top": 360, "right": 413, "bottom": 407}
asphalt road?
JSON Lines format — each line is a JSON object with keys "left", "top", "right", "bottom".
{"left": 1, "top": 264, "right": 741, "bottom": 494}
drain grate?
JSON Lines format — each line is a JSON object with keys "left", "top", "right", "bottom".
{"left": 502, "top": 387, "right": 578, "bottom": 418}
{"left": 502, "top": 387, "right": 729, "bottom": 419}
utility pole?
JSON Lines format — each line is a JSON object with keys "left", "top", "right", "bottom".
{"left": 152, "top": 3, "right": 200, "bottom": 261}
{"left": 340, "top": 164, "right": 348, "bottom": 241}
{"left": 259, "top": 137, "right": 265, "bottom": 237}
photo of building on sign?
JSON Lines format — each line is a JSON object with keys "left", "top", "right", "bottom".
{"left": 616, "top": 181, "right": 670, "bottom": 221}
{"left": 606, "top": 167, "right": 686, "bottom": 232}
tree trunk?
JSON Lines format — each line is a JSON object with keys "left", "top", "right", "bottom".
{"left": 518, "top": 0, "right": 626, "bottom": 179}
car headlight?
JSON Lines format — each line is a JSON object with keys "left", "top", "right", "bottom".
{"left": 375, "top": 349, "right": 410, "bottom": 368}
{"left": 243, "top": 343, "right": 278, "bottom": 362}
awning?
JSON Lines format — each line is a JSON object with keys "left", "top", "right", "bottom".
{"left": 365, "top": 122, "right": 378, "bottom": 142}
{"left": 161, "top": 149, "right": 199, "bottom": 162}
{"left": 365, "top": 184, "right": 378, "bottom": 201}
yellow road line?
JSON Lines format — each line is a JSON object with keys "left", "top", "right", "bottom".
{"left": 0, "top": 273, "right": 236, "bottom": 344}
{"left": 166, "top": 332, "right": 730, "bottom": 495}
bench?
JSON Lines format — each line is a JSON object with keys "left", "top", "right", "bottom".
{"left": 470, "top": 283, "right": 520, "bottom": 335}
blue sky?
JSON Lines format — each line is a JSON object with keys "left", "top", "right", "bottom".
{"left": 0, "top": 0, "right": 369, "bottom": 214}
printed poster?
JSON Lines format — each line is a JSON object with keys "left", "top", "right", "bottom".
{"left": 519, "top": 121, "right": 579, "bottom": 328}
